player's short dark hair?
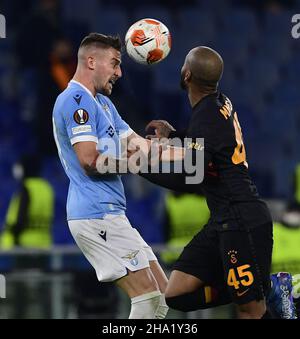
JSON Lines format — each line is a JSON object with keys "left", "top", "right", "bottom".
{"left": 79, "top": 33, "right": 122, "bottom": 52}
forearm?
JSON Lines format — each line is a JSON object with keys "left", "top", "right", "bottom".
{"left": 84, "top": 153, "right": 129, "bottom": 177}
{"left": 129, "top": 134, "right": 185, "bottom": 163}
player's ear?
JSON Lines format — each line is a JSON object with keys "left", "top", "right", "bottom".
{"left": 87, "top": 56, "right": 96, "bottom": 70}
{"left": 184, "top": 70, "right": 191, "bottom": 82}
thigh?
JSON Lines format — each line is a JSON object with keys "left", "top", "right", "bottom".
{"left": 220, "top": 222, "right": 273, "bottom": 305}
{"left": 171, "top": 224, "right": 225, "bottom": 289}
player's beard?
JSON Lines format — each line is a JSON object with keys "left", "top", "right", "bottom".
{"left": 97, "top": 82, "right": 112, "bottom": 96}
{"left": 102, "top": 84, "right": 112, "bottom": 96}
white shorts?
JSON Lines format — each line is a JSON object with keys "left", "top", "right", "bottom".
{"left": 68, "top": 214, "right": 157, "bottom": 282}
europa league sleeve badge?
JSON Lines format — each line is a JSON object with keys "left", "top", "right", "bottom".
{"left": 73, "top": 109, "right": 89, "bottom": 125}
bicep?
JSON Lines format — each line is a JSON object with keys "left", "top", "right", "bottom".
{"left": 73, "top": 141, "right": 99, "bottom": 169}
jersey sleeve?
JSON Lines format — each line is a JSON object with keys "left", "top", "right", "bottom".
{"left": 63, "top": 90, "right": 98, "bottom": 145}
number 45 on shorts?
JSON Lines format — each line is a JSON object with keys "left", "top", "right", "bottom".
{"left": 227, "top": 264, "right": 254, "bottom": 290}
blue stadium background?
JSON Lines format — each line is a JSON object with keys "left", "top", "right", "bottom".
{"left": 0, "top": 0, "right": 300, "bottom": 245}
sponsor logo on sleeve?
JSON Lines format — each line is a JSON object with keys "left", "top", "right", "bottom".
{"left": 106, "top": 125, "right": 115, "bottom": 137}
{"left": 72, "top": 125, "right": 92, "bottom": 135}
{"left": 73, "top": 109, "right": 89, "bottom": 124}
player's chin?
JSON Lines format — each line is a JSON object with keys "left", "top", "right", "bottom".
{"left": 102, "top": 84, "right": 113, "bottom": 96}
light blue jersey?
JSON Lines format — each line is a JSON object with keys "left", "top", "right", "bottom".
{"left": 52, "top": 80, "right": 133, "bottom": 220}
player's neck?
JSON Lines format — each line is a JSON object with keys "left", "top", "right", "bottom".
{"left": 188, "top": 87, "right": 217, "bottom": 108}
{"left": 188, "top": 91, "right": 210, "bottom": 108}
{"left": 72, "top": 71, "right": 96, "bottom": 97}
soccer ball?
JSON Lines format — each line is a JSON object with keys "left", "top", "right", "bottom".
{"left": 125, "top": 18, "right": 171, "bottom": 65}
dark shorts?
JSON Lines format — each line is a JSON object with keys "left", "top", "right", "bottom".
{"left": 172, "top": 220, "right": 273, "bottom": 305}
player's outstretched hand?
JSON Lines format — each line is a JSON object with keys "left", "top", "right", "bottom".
{"left": 145, "top": 120, "right": 176, "bottom": 139}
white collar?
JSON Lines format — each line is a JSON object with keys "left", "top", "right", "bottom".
{"left": 70, "top": 79, "right": 96, "bottom": 99}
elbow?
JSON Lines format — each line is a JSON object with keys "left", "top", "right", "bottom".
{"left": 81, "top": 155, "right": 112, "bottom": 177}
{"left": 80, "top": 156, "right": 99, "bottom": 177}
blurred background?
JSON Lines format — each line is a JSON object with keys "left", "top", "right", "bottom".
{"left": 0, "top": 0, "right": 300, "bottom": 319}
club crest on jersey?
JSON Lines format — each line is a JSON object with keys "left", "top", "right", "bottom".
{"left": 73, "top": 109, "right": 89, "bottom": 124}
{"left": 122, "top": 250, "right": 139, "bottom": 266}
{"left": 228, "top": 250, "right": 238, "bottom": 264}
{"left": 102, "top": 104, "right": 111, "bottom": 114}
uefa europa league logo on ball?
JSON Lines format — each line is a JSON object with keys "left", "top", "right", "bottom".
{"left": 0, "top": 14, "right": 6, "bottom": 38}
